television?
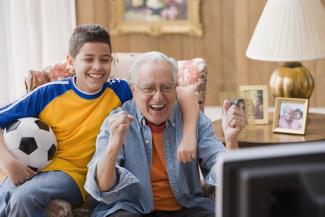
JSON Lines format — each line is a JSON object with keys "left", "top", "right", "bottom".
{"left": 216, "top": 141, "right": 325, "bottom": 217}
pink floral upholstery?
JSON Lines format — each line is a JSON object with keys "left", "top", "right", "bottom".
{"left": 25, "top": 61, "right": 75, "bottom": 92}
{"left": 46, "top": 61, "right": 75, "bottom": 81}
{"left": 45, "top": 200, "right": 73, "bottom": 217}
{"left": 177, "top": 58, "right": 207, "bottom": 111}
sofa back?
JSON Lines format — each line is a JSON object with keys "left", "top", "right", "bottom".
{"left": 25, "top": 53, "right": 207, "bottom": 110}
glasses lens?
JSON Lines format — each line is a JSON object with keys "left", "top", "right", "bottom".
{"left": 161, "top": 86, "right": 174, "bottom": 93}
{"left": 134, "top": 84, "right": 175, "bottom": 95}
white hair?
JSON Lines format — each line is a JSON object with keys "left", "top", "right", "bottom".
{"left": 129, "top": 51, "right": 178, "bottom": 84}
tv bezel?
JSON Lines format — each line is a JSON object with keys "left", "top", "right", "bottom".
{"left": 216, "top": 141, "right": 325, "bottom": 217}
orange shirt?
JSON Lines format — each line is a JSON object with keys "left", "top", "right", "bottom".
{"left": 148, "top": 122, "right": 183, "bottom": 211}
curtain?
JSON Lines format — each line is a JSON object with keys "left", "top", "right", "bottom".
{"left": 0, "top": 0, "right": 76, "bottom": 107}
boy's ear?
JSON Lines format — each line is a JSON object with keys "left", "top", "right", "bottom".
{"left": 66, "top": 54, "right": 74, "bottom": 67}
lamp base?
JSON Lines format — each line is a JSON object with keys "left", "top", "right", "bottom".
{"left": 269, "top": 62, "right": 314, "bottom": 99}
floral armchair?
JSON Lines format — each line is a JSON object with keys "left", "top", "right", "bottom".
{"left": 1, "top": 53, "right": 208, "bottom": 217}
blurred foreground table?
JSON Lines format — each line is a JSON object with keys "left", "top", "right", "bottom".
{"left": 213, "top": 113, "right": 325, "bottom": 148}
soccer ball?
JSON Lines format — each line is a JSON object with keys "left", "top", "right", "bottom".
{"left": 3, "top": 117, "right": 57, "bottom": 171}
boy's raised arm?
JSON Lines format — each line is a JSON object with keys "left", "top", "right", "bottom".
{"left": 176, "top": 87, "right": 199, "bottom": 163}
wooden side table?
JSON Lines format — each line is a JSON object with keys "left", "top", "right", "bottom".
{"left": 213, "top": 113, "right": 325, "bottom": 148}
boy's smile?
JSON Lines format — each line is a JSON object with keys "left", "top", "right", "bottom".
{"left": 68, "top": 42, "right": 112, "bottom": 93}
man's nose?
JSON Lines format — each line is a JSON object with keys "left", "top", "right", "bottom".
{"left": 152, "top": 88, "right": 164, "bottom": 100}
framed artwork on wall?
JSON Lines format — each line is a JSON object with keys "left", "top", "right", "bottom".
{"left": 110, "top": 0, "right": 203, "bottom": 36}
{"left": 239, "top": 85, "right": 269, "bottom": 124}
{"left": 272, "top": 97, "right": 309, "bottom": 135}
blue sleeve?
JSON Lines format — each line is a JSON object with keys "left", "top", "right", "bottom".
{"left": 85, "top": 108, "right": 139, "bottom": 204}
{"left": 0, "top": 81, "right": 69, "bottom": 129}
{"left": 106, "top": 79, "right": 133, "bottom": 104}
{"left": 0, "top": 90, "right": 43, "bottom": 129}
{"left": 197, "top": 112, "right": 226, "bottom": 185}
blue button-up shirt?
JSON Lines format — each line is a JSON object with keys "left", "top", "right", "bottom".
{"left": 85, "top": 100, "right": 225, "bottom": 216}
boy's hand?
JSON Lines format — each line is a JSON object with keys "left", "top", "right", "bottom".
{"left": 6, "top": 158, "right": 36, "bottom": 186}
{"left": 175, "top": 86, "right": 198, "bottom": 163}
{"left": 177, "top": 135, "right": 196, "bottom": 163}
{"left": 222, "top": 100, "right": 246, "bottom": 149}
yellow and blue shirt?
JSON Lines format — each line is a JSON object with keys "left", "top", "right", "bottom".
{"left": 0, "top": 76, "right": 132, "bottom": 199}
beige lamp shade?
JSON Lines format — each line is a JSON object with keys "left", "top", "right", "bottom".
{"left": 246, "top": 0, "right": 325, "bottom": 99}
{"left": 246, "top": 0, "right": 325, "bottom": 61}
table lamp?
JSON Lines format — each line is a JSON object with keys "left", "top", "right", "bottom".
{"left": 246, "top": 0, "right": 325, "bottom": 99}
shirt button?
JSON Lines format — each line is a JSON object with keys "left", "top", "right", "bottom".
{"left": 145, "top": 140, "right": 149, "bottom": 144}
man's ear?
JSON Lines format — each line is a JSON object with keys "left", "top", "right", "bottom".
{"left": 130, "top": 83, "right": 136, "bottom": 95}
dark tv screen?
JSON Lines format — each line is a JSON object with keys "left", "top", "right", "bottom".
{"left": 216, "top": 142, "right": 325, "bottom": 217}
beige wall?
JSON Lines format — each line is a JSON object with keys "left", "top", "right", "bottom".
{"left": 76, "top": 0, "right": 325, "bottom": 107}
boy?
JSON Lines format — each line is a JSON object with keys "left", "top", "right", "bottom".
{"left": 0, "top": 24, "right": 198, "bottom": 217}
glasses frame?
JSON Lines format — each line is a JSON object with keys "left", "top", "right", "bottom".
{"left": 132, "top": 83, "right": 176, "bottom": 96}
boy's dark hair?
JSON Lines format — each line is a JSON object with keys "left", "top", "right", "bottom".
{"left": 69, "top": 24, "right": 112, "bottom": 58}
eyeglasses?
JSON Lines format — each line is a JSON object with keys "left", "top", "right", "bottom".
{"left": 133, "top": 84, "right": 176, "bottom": 96}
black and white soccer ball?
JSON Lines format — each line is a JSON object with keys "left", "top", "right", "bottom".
{"left": 3, "top": 117, "right": 57, "bottom": 171}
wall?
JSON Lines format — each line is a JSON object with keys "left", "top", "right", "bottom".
{"left": 76, "top": 0, "right": 325, "bottom": 107}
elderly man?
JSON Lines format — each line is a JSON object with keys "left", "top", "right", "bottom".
{"left": 85, "top": 51, "right": 246, "bottom": 217}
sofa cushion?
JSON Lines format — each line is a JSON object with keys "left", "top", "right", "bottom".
{"left": 25, "top": 61, "right": 74, "bottom": 92}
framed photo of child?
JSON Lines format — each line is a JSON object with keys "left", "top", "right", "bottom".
{"left": 239, "top": 85, "right": 269, "bottom": 124}
{"left": 272, "top": 97, "right": 309, "bottom": 135}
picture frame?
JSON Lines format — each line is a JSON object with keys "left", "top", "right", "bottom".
{"left": 219, "top": 91, "right": 255, "bottom": 125}
{"left": 239, "top": 85, "right": 269, "bottom": 124}
{"left": 272, "top": 97, "right": 309, "bottom": 135}
{"left": 110, "top": 0, "right": 203, "bottom": 36}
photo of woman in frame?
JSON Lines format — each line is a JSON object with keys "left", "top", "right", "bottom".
{"left": 253, "top": 90, "right": 264, "bottom": 119}
{"left": 239, "top": 85, "right": 269, "bottom": 124}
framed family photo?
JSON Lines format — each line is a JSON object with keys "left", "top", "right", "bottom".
{"left": 272, "top": 97, "right": 309, "bottom": 135}
{"left": 110, "top": 0, "right": 203, "bottom": 36}
{"left": 239, "top": 85, "right": 269, "bottom": 124}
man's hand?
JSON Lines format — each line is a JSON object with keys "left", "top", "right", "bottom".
{"left": 96, "top": 111, "right": 134, "bottom": 192}
{"left": 6, "top": 158, "right": 36, "bottom": 186}
{"left": 222, "top": 100, "right": 246, "bottom": 149}
{"left": 108, "top": 111, "right": 134, "bottom": 150}
{"left": 177, "top": 137, "right": 196, "bottom": 163}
